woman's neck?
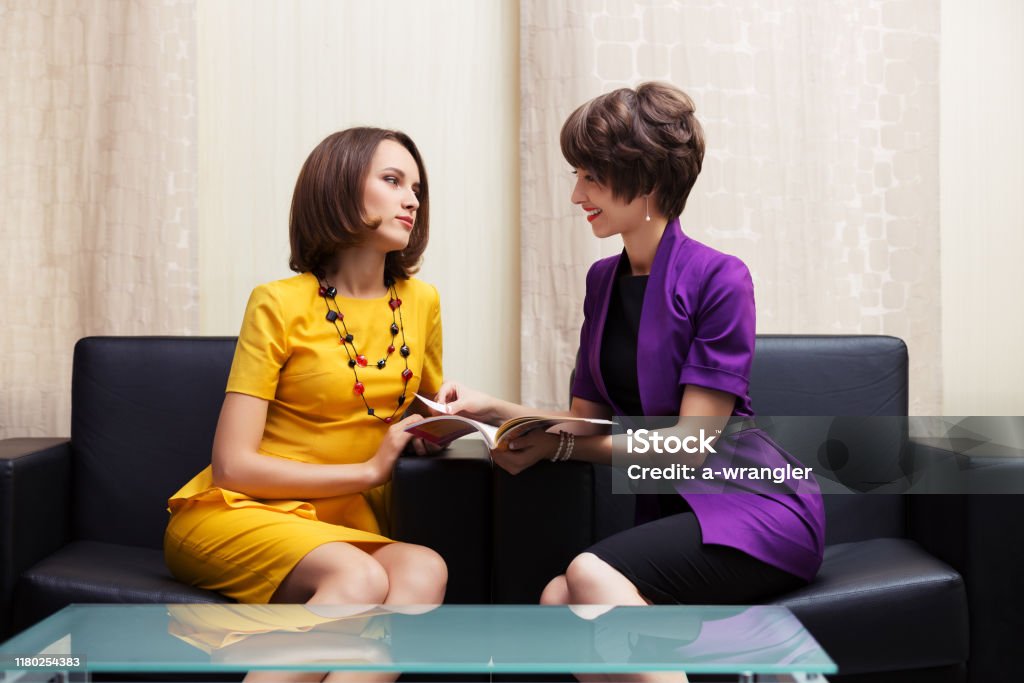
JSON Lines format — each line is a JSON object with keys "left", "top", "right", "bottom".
{"left": 322, "top": 248, "right": 389, "bottom": 298}
{"left": 620, "top": 218, "right": 668, "bottom": 276}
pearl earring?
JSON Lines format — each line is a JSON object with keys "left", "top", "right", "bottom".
{"left": 645, "top": 196, "right": 651, "bottom": 222}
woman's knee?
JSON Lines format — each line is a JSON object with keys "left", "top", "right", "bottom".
{"left": 280, "top": 543, "right": 390, "bottom": 604}
{"left": 413, "top": 545, "right": 448, "bottom": 588}
{"left": 391, "top": 544, "right": 448, "bottom": 586}
{"left": 540, "top": 575, "right": 569, "bottom": 605}
{"left": 564, "top": 552, "right": 634, "bottom": 601}
{"left": 374, "top": 543, "right": 448, "bottom": 599}
{"left": 565, "top": 553, "right": 611, "bottom": 588}
{"left": 317, "top": 555, "right": 390, "bottom": 604}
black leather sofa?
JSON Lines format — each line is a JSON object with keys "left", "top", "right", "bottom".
{"left": 2, "top": 335, "right": 1020, "bottom": 682}
{"left": 482, "top": 336, "right": 993, "bottom": 683}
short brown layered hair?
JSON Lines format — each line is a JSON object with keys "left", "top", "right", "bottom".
{"left": 560, "top": 82, "right": 705, "bottom": 219}
{"left": 288, "top": 127, "right": 430, "bottom": 281}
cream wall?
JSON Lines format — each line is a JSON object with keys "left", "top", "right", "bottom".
{"left": 940, "top": 0, "right": 1024, "bottom": 415}
{"left": 197, "top": 1, "right": 520, "bottom": 401}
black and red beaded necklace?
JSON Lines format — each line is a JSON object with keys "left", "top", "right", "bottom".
{"left": 314, "top": 271, "right": 412, "bottom": 424}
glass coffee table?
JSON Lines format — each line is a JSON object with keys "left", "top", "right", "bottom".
{"left": 0, "top": 603, "right": 835, "bottom": 682}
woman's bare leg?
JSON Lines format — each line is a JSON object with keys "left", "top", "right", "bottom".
{"left": 370, "top": 542, "right": 448, "bottom": 605}
{"left": 541, "top": 574, "right": 570, "bottom": 605}
{"left": 272, "top": 542, "right": 390, "bottom": 604}
{"left": 320, "top": 543, "right": 448, "bottom": 682}
{"left": 244, "top": 542, "right": 391, "bottom": 683}
{"left": 564, "top": 553, "right": 648, "bottom": 606}
{"left": 554, "top": 553, "right": 686, "bottom": 683}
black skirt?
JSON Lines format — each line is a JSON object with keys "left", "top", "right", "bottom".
{"left": 587, "top": 497, "right": 807, "bottom": 605}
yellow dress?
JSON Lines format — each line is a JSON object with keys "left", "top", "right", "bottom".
{"left": 164, "top": 272, "right": 443, "bottom": 603}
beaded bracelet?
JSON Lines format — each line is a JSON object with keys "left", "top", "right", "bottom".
{"left": 550, "top": 431, "right": 568, "bottom": 462}
{"left": 559, "top": 433, "right": 575, "bottom": 462}
{"left": 550, "top": 432, "right": 575, "bottom": 462}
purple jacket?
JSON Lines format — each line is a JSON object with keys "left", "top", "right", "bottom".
{"left": 571, "top": 219, "right": 825, "bottom": 582}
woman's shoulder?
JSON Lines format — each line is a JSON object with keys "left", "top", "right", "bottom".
{"left": 239, "top": 274, "right": 317, "bottom": 327}
{"left": 673, "top": 235, "right": 752, "bottom": 287}
{"left": 398, "top": 276, "right": 441, "bottom": 304}
{"left": 245, "top": 272, "right": 313, "bottom": 302}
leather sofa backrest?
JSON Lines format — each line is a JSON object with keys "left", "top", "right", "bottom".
{"left": 71, "top": 337, "right": 236, "bottom": 549}
{"left": 750, "top": 335, "right": 909, "bottom": 544}
{"left": 69, "top": 335, "right": 910, "bottom": 551}
{"left": 750, "top": 335, "right": 908, "bottom": 416}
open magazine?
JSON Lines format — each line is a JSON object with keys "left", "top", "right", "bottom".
{"left": 405, "top": 394, "right": 613, "bottom": 450}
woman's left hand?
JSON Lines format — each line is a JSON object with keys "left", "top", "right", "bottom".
{"left": 491, "top": 429, "right": 561, "bottom": 475}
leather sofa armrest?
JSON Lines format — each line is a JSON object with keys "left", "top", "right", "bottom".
{"left": 907, "top": 435, "right": 1024, "bottom": 494}
{"left": 391, "top": 439, "right": 493, "bottom": 603}
{"left": 905, "top": 439, "right": 971, "bottom": 570}
{"left": 907, "top": 435, "right": 1024, "bottom": 566}
{"left": 906, "top": 437, "right": 1024, "bottom": 682}
{"left": 0, "top": 438, "right": 73, "bottom": 638}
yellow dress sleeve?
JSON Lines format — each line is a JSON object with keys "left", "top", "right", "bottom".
{"left": 225, "top": 283, "right": 290, "bottom": 400}
{"left": 417, "top": 284, "right": 443, "bottom": 397}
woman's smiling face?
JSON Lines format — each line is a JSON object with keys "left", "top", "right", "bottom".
{"left": 570, "top": 168, "right": 646, "bottom": 238}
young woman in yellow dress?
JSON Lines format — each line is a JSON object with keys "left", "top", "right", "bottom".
{"left": 164, "top": 128, "right": 447, "bottom": 617}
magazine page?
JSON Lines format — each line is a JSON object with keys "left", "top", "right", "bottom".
{"left": 405, "top": 414, "right": 499, "bottom": 448}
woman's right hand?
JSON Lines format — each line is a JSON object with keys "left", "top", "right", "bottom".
{"left": 366, "top": 414, "right": 424, "bottom": 486}
{"left": 434, "top": 381, "right": 499, "bottom": 423}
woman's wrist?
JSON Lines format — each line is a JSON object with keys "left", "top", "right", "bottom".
{"left": 357, "top": 459, "right": 387, "bottom": 489}
{"left": 567, "top": 434, "right": 613, "bottom": 466}
{"left": 486, "top": 399, "right": 512, "bottom": 424}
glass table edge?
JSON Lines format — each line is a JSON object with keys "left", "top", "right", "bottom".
{"left": 1, "top": 603, "right": 838, "bottom": 676}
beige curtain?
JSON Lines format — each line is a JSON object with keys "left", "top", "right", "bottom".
{"left": 520, "top": 0, "right": 941, "bottom": 414}
{"left": 0, "top": 0, "right": 198, "bottom": 438}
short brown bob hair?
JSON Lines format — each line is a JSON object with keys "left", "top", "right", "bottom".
{"left": 288, "top": 127, "right": 429, "bottom": 282}
{"left": 560, "top": 82, "right": 705, "bottom": 220}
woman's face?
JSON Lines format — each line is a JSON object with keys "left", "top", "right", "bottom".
{"left": 570, "top": 169, "right": 645, "bottom": 238}
{"left": 361, "top": 139, "right": 421, "bottom": 252}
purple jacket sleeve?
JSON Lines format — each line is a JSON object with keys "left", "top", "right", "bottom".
{"left": 678, "top": 255, "right": 756, "bottom": 401}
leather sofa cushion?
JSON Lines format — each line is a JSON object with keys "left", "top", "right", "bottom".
{"left": 775, "top": 538, "right": 968, "bottom": 675}
{"left": 12, "top": 540, "right": 228, "bottom": 633}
